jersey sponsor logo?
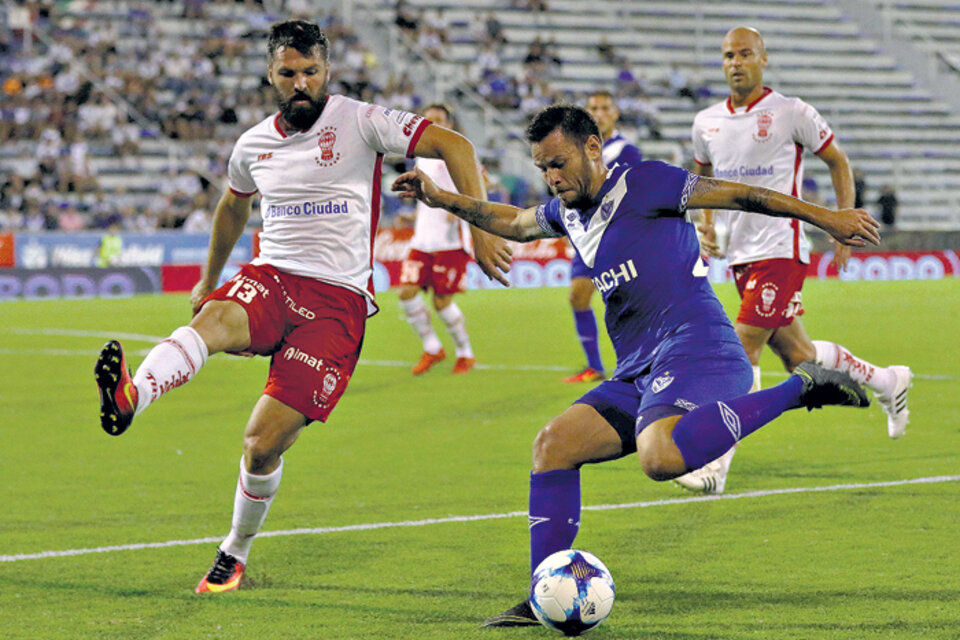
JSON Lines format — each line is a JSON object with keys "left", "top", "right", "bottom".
{"left": 674, "top": 398, "right": 699, "bottom": 411}
{"left": 592, "top": 258, "right": 638, "bottom": 293}
{"left": 402, "top": 114, "right": 424, "bottom": 137}
{"left": 315, "top": 126, "right": 341, "bottom": 166}
{"left": 651, "top": 371, "right": 674, "bottom": 393}
{"left": 284, "top": 346, "right": 326, "bottom": 371}
{"left": 263, "top": 199, "right": 350, "bottom": 219}
{"left": 753, "top": 111, "right": 773, "bottom": 143}
{"left": 714, "top": 164, "right": 775, "bottom": 180}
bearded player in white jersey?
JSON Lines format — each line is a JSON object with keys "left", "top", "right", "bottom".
{"left": 397, "top": 103, "right": 478, "bottom": 375}
{"left": 93, "top": 20, "right": 511, "bottom": 593}
{"left": 676, "top": 27, "right": 912, "bottom": 494}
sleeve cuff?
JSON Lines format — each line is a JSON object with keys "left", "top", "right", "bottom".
{"left": 694, "top": 158, "right": 711, "bottom": 166}
{"left": 229, "top": 187, "right": 258, "bottom": 198}
{"left": 406, "top": 119, "right": 432, "bottom": 158}
{"left": 814, "top": 133, "right": 835, "bottom": 155}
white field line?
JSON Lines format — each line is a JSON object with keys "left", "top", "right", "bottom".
{"left": 2, "top": 475, "right": 958, "bottom": 564}
{"left": 4, "top": 329, "right": 957, "bottom": 380}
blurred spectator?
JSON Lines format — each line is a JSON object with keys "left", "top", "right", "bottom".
{"left": 853, "top": 169, "right": 866, "bottom": 209}
{"left": 878, "top": 185, "right": 899, "bottom": 228}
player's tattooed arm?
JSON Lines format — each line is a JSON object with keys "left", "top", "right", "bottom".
{"left": 686, "top": 176, "right": 881, "bottom": 247}
{"left": 392, "top": 168, "right": 547, "bottom": 241}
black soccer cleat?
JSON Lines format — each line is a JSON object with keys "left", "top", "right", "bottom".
{"left": 481, "top": 599, "right": 540, "bottom": 628}
{"left": 95, "top": 340, "right": 139, "bottom": 436}
{"left": 794, "top": 361, "right": 870, "bottom": 411}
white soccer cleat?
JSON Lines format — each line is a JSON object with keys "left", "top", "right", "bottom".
{"left": 673, "top": 447, "right": 736, "bottom": 495}
{"left": 876, "top": 365, "right": 913, "bottom": 439}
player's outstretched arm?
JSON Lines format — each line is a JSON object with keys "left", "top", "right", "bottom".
{"left": 689, "top": 162, "right": 723, "bottom": 258}
{"left": 392, "top": 168, "right": 546, "bottom": 243}
{"left": 190, "top": 190, "right": 252, "bottom": 312}
{"left": 686, "top": 176, "right": 880, "bottom": 247}
{"left": 412, "top": 124, "right": 512, "bottom": 285}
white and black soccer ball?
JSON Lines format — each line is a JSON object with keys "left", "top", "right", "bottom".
{"left": 529, "top": 549, "right": 615, "bottom": 636}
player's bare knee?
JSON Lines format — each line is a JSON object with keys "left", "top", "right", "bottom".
{"left": 432, "top": 294, "right": 452, "bottom": 311}
{"left": 397, "top": 285, "right": 418, "bottom": 301}
{"left": 243, "top": 434, "right": 281, "bottom": 473}
{"left": 532, "top": 422, "right": 576, "bottom": 472}
{"left": 635, "top": 429, "right": 681, "bottom": 481}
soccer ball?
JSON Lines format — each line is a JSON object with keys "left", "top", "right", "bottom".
{"left": 529, "top": 549, "right": 615, "bottom": 636}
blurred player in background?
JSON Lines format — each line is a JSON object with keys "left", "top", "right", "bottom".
{"left": 562, "top": 90, "right": 643, "bottom": 383}
{"left": 677, "top": 27, "right": 912, "bottom": 494}
{"left": 393, "top": 104, "right": 878, "bottom": 626}
{"left": 94, "top": 20, "right": 510, "bottom": 594}
{"left": 397, "top": 104, "right": 477, "bottom": 375}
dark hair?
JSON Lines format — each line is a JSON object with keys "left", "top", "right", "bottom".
{"left": 525, "top": 104, "right": 600, "bottom": 145}
{"left": 423, "top": 102, "right": 455, "bottom": 128}
{"left": 268, "top": 20, "right": 330, "bottom": 62}
{"left": 587, "top": 89, "right": 615, "bottom": 101}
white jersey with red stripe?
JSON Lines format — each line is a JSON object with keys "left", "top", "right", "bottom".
{"left": 691, "top": 87, "right": 834, "bottom": 266}
{"left": 227, "top": 94, "right": 430, "bottom": 315}
{"left": 409, "top": 157, "right": 471, "bottom": 253}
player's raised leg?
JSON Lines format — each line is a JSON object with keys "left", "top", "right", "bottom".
{"left": 484, "top": 391, "right": 629, "bottom": 627}
{"left": 197, "top": 394, "right": 306, "bottom": 593}
{"left": 811, "top": 339, "right": 912, "bottom": 438}
{"left": 640, "top": 362, "right": 868, "bottom": 483}
{"left": 95, "top": 299, "right": 250, "bottom": 436}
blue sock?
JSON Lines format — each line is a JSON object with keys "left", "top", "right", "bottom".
{"left": 529, "top": 469, "right": 580, "bottom": 574}
{"left": 573, "top": 310, "right": 604, "bottom": 372}
{"left": 671, "top": 375, "right": 804, "bottom": 470}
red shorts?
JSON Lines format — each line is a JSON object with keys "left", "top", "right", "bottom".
{"left": 399, "top": 248, "right": 470, "bottom": 295}
{"left": 732, "top": 258, "right": 807, "bottom": 329}
{"left": 202, "top": 263, "right": 367, "bottom": 423}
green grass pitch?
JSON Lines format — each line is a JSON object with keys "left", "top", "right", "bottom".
{"left": 1, "top": 278, "right": 958, "bottom": 639}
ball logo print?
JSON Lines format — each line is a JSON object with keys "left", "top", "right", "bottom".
{"left": 529, "top": 549, "right": 615, "bottom": 636}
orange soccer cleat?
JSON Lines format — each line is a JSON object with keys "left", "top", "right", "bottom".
{"left": 195, "top": 548, "right": 245, "bottom": 594}
{"left": 412, "top": 349, "right": 446, "bottom": 375}
{"left": 563, "top": 367, "right": 605, "bottom": 384}
{"left": 451, "top": 357, "right": 476, "bottom": 375}
{"left": 95, "top": 340, "right": 139, "bottom": 436}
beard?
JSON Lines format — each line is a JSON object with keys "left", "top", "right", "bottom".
{"left": 277, "top": 89, "right": 328, "bottom": 131}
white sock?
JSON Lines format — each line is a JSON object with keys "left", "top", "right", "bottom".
{"left": 812, "top": 340, "right": 895, "bottom": 395}
{"left": 132, "top": 326, "right": 209, "bottom": 416}
{"left": 220, "top": 457, "right": 284, "bottom": 564}
{"left": 751, "top": 366, "right": 762, "bottom": 392}
{"left": 438, "top": 302, "right": 473, "bottom": 358}
{"left": 399, "top": 296, "right": 442, "bottom": 354}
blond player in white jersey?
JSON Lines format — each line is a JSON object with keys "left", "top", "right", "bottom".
{"left": 397, "top": 104, "right": 478, "bottom": 375}
{"left": 676, "top": 27, "right": 912, "bottom": 494}
{"left": 93, "top": 20, "right": 511, "bottom": 593}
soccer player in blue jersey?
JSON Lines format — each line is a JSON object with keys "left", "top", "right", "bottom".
{"left": 392, "top": 104, "right": 879, "bottom": 627}
{"left": 562, "top": 91, "right": 645, "bottom": 383}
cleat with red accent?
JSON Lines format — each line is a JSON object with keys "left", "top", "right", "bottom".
{"left": 195, "top": 548, "right": 245, "bottom": 594}
{"left": 563, "top": 366, "right": 605, "bottom": 384}
{"left": 412, "top": 349, "right": 446, "bottom": 375}
{"left": 451, "top": 357, "right": 476, "bottom": 375}
{"left": 95, "top": 340, "right": 138, "bottom": 436}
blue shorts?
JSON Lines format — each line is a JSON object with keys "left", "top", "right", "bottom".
{"left": 570, "top": 253, "right": 590, "bottom": 280}
{"left": 574, "top": 350, "right": 753, "bottom": 456}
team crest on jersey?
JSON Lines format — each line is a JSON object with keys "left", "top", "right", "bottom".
{"left": 756, "top": 282, "right": 779, "bottom": 317}
{"left": 315, "top": 126, "right": 341, "bottom": 167}
{"left": 598, "top": 200, "right": 614, "bottom": 222}
{"left": 651, "top": 372, "right": 674, "bottom": 393}
{"left": 313, "top": 366, "right": 344, "bottom": 407}
{"left": 753, "top": 111, "right": 774, "bottom": 143}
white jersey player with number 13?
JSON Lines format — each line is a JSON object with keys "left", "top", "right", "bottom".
{"left": 95, "top": 19, "right": 512, "bottom": 594}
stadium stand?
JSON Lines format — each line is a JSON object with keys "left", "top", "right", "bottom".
{"left": 2, "top": 0, "right": 959, "bottom": 232}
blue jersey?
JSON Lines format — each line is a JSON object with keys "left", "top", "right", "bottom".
{"left": 602, "top": 130, "right": 643, "bottom": 168}
{"left": 536, "top": 162, "right": 742, "bottom": 379}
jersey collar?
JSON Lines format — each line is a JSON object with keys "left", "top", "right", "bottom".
{"left": 725, "top": 86, "right": 773, "bottom": 114}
